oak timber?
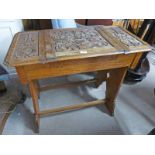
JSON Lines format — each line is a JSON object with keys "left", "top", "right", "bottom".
{"left": 3, "top": 26, "right": 152, "bottom": 133}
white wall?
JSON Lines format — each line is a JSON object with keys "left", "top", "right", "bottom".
{"left": 0, "top": 19, "right": 23, "bottom": 73}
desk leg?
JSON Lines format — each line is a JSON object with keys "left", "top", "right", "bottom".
{"left": 36, "top": 80, "right": 40, "bottom": 99}
{"left": 105, "top": 67, "right": 127, "bottom": 116}
{"left": 96, "top": 70, "right": 107, "bottom": 87}
{"left": 29, "top": 80, "right": 40, "bottom": 133}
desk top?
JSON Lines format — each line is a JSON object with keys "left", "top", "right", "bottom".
{"left": 4, "top": 26, "right": 152, "bottom": 67}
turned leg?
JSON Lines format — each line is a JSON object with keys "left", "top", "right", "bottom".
{"left": 29, "top": 80, "right": 40, "bottom": 133}
{"left": 105, "top": 67, "right": 127, "bottom": 115}
{"left": 96, "top": 70, "right": 107, "bottom": 87}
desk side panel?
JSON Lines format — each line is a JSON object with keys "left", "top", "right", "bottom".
{"left": 23, "top": 54, "right": 136, "bottom": 81}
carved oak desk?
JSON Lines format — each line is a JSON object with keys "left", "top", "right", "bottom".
{"left": 4, "top": 26, "right": 151, "bottom": 132}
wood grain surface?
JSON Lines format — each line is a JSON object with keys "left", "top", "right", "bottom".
{"left": 4, "top": 26, "right": 152, "bottom": 67}
{"left": 3, "top": 25, "right": 152, "bottom": 133}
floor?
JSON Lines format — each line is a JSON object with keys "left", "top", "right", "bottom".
{"left": 2, "top": 53, "right": 155, "bottom": 135}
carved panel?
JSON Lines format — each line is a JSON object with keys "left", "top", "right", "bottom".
{"left": 108, "top": 27, "right": 143, "bottom": 47}
{"left": 45, "top": 27, "right": 113, "bottom": 55}
{"left": 13, "top": 31, "right": 39, "bottom": 59}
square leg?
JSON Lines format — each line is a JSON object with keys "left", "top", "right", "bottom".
{"left": 105, "top": 67, "right": 128, "bottom": 115}
{"left": 29, "top": 80, "right": 40, "bottom": 133}
{"left": 95, "top": 70, "right": 107, "bottom": 87}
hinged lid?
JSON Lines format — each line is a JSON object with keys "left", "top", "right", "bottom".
{"left": 101, "top": 26, "right": 152, "bottom": 53}
{"left": 4, "top": 26, "right": 152, "bottom": 67}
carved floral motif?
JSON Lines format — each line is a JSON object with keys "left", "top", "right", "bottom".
{"left": 110, "top": 27, "right": 143, "bottom": 47}
{"left": 48, "top": 27, "right": 112, "bottom": 53}
{"left": 13, "top": 32, "right": 38, "bottom": 59}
